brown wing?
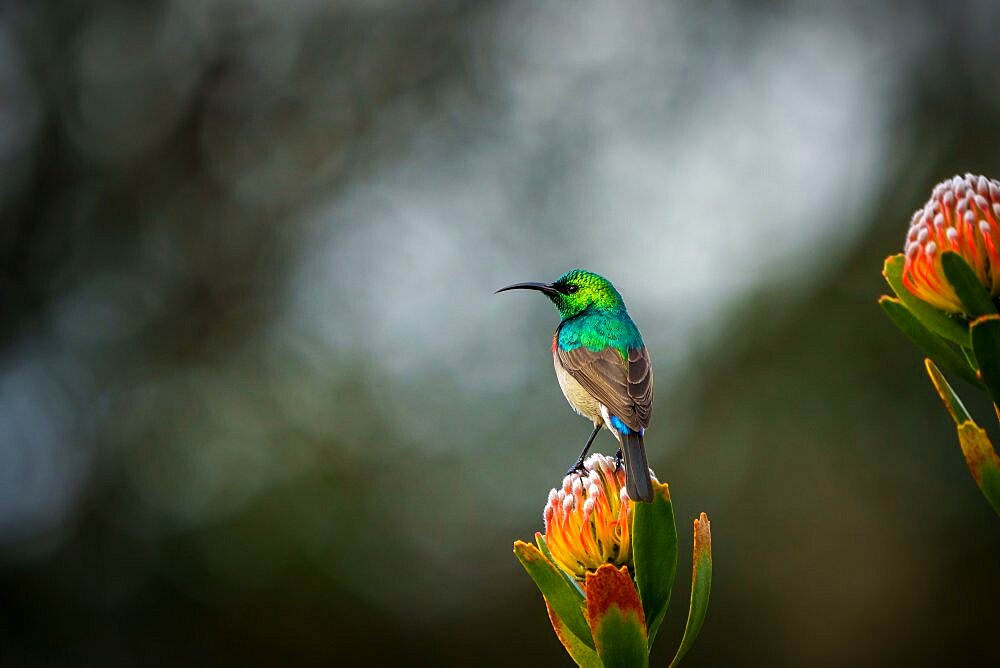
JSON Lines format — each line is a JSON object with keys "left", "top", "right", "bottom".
{"left": 628, "top": 346, "right": 653, "bottom": 428}
{"left": 557, "top": 345, "right": 653, "bottom": 431}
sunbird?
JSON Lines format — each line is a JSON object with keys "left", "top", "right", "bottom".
{"left": 497, "top": 269, "right": 654, "bottom": 502}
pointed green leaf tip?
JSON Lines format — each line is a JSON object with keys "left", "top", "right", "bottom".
{"left": 632, "top": 479, "right": 678, "bottom": 647}
{"left": 669, "top": 513, "right": 713, "bottom": 668}
{"left": 940, "top": 251, "right": 997, "bottom": 318}
{"left": 955, "top": 422, "right": 1000, "bottom": 517}
{"left": 878, "top": 296, "right": 980, "bottom": 387}
{"left": 924, "top": 359, "right": 973, "bottom": 424}
{"left": 924, "top": 360, "right": 1000, "bottom": 517}
{"left": 513, "top": 541, "right": 594, "bottom": 650}
{"left": 882, "top": 254, "right": 969, "bottom": 346}
{"left": 585, "top": 564, "right": 648, "bottom": 668}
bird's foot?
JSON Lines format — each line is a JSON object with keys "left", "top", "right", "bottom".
{"left": 565, "top": 458, "right": 587, "bottom": 477}
{"left": 613, "top": 448, "right": 623, "bottom": 472}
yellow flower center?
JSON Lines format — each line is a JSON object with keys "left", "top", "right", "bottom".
{"left": 542, "top": 454, "right": 640, "bottom": 580}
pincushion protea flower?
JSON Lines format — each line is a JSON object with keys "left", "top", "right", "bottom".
{"left": 880, "top": 172, "right": 1000, "bottom": 518}
{"left": 542, "top": 454, "right": 641, "bottom": 580}
{"left": 513, "top": 454, "right": 712, "bottom": 667}
{"left": 903, "top": 173, "right": 1000, "bottom": 313}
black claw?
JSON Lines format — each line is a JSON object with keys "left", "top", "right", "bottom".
{"left": 613, "top": 448, "right": 623, "bottom": 472}
{"left": 565, "top": 459, "right": 587, "bottom": 476}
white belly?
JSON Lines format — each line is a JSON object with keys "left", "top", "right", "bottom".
{"left": 554, "top": 353, "right": 602, "bottom": 423}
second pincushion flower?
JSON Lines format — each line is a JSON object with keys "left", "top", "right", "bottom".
{"left": 903, "top": 174, "right": 1000, "bottom": 314}
{"left": 880, "top": 172, "right": 1000, "bottom": 516}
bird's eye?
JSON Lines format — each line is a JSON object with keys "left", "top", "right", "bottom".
{"left": 566, "top": 284, "right": 579, "bottom": 294}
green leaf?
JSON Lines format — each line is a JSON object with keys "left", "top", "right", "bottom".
{"left": 514, "top": 541, "right": 595, "bottom": 649}
{"left": 923, "top": 361, "right": 1000, "bottom": 517}
{"left": 879, "top": 297, "right": 981, "bottom": 387}
{"left": 536, "top": 532, "right": 585, "bottom": 601}
{"left": 970, "top": 314, "right": 1000, "bottom": 407}
{"left": 882, "top": 254, "right": 970, "bottom": 346}
{"left": 962, "top": 345, "right": 979, "bottom": 372}
{"left": 544, "top": 599, "right": 604, "bottom": 668}
{"left": 632, "top": 479, "right": 678, "bottom": 647}
{"left": 669, "top": 513, "right": 713, "bottom": 668}
{"left": 589, "top": 607, "right": 647, "bottom": 668}
{"left": 940, "top": 251, "right": 997, "bottom": 317}
{"left": 924, "top": 359, "right": 973, "bottom": 424}
{"left": 585, "top": 565, "right": 648, "bottom": 668}
{"left": 956, "top": 422, "right": 1000, "bottom": 517}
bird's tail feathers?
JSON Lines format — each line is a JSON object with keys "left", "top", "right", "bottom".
{"left": 621, "top": 431, "right": 653, "bottom": 502}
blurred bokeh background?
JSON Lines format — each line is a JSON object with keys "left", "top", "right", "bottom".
{"left": 2, "top": 0, "right": 1000, "bottom": 664}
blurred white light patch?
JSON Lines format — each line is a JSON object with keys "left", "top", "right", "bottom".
{"left": 575, "top": 13, "right": 888, "bottom": 357}
{"left": 293, "top": 179, "right": 513, "bottom": 374}
{"left": 0, "top": 353, "right": 89, "bottom": 547}
{"left": 287, "top": 4, "right": 892, "bottom": 464}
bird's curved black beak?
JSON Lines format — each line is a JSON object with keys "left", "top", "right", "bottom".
{"left": 495, "top": 281, "right": 559, "bottom": 297}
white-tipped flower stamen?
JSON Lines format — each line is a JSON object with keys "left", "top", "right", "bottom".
{"left": 902, "top": 174, "right": 1000, "bottom": 312}
{"left": 541, "top": 453, "right": 658, "bottom": 580}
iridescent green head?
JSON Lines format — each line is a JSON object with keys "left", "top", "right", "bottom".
{"left": 495, "top": 269, "right": 626, "bottom": 320}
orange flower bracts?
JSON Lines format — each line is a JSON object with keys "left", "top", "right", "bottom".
{"left": 542, "top": 454, "right": 648, "bottom": 580}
